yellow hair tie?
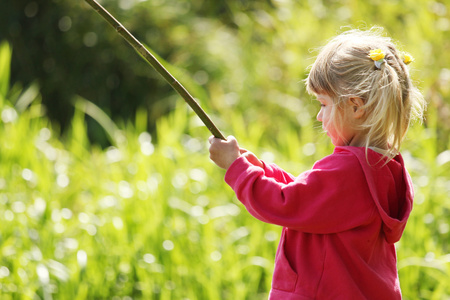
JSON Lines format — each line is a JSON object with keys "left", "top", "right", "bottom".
{"left": 403, "top": 52, "right": 414, "bottom": 65}
{"left": 369, "top": 49, "right": 385, "bottom": 69}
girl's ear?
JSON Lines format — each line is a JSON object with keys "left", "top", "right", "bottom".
{"left": 348, "top": 97, "right": 365, "bottom": 119}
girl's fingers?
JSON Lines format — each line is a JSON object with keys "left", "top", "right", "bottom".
{"left": 209, "top": 135, "right": 236, "bottom": 146}
{"left": 239, "top": 148, "right": 263, "bottom": 168}
{"left": 208, "top": 135, "right": 241, "bottom": 169}
{"left": 239, "top": 148, "right": 248, "bottom": 154}
{"left": 226, "top": 135, "right": 237, "bottom": 146}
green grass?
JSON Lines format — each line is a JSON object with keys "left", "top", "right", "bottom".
{"left": 1, "top": 2, "right": 450, "bottom": 297}
{"left": 0, "top": 82, "right": 278, "bottom": 299}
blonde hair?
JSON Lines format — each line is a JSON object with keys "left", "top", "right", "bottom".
{"left": 306, "top": 27, "right": 426, "bottom": 161}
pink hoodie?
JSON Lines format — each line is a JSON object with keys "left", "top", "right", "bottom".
{"left": 225, "top": 146, "right": 413, "bottom": 299}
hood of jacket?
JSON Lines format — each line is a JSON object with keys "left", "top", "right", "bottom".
{"left": 337, "top": 146, "right": 414, "bottom": 244}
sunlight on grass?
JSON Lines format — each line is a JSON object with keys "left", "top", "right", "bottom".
{"left": 0, "top": 74, "right": 448, "bottom": 299}
{"left": 1, "top": 0, "right": 450, "bottom": 296}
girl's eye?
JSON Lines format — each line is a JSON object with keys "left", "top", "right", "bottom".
{"left": 320, "top": 104, "right": 326, "bottom": 107}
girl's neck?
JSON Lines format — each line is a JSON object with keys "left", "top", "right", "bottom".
{"left": 367, "top": 146, "right": 389, "bottom": 155}
{"left": 345, "top": 135, "right": 389, "bottom": 156}
{"left": 347, "top": 127, "right": 388, "bottom": 153}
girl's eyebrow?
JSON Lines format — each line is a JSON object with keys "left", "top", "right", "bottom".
{"left": 316, "top": 94, "right": 331, "bottom": 101}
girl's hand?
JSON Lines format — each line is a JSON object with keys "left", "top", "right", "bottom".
{"left": 208, "top": 136, "right": 263, "bottom": 170}
{"left": 209, "top": 135, "right": 241, "bottom": 169}
{"left": 239, "top": 148, "right": 263, "bottom": 168}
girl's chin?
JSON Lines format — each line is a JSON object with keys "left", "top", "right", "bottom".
{"left": 324, "top": 131, "right": 345, "bottom": 146}
{"left": 329, "top": 137, "right": 346, "bottom": 147}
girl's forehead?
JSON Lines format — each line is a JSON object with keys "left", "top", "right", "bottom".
{"left": 316, "top": 94, "right": 333, "bottom": 102}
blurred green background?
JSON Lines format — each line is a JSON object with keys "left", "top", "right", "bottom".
{"left": 0, "top": 0, "right": 449, "bottom": 299}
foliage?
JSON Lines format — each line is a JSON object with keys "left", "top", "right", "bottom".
{"left": 1, "top": 0, "right": 450, "bottom": 299}
{"left": 0, "top": 37, "right": 449, "bottom": 299}
{"left": 1, "top": 0, "right": 450, "bottom": 148}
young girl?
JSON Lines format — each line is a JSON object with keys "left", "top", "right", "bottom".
{"left": 208, "top": 28, "right": 425, "bottom": 299}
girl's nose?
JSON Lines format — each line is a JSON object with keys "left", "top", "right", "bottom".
{"left": 316, "top": 110, "right": 323, "bottom": 122}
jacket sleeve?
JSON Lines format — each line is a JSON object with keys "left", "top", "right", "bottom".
{"left": 261, "top": 160, "right": 296, "bottom": 184}
{"left": 225, "top": 153, "right": 377, "bottom": 233}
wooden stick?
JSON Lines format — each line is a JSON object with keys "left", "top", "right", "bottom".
{"left": 85, "top": 0, "right": 226, "bottom": 140}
